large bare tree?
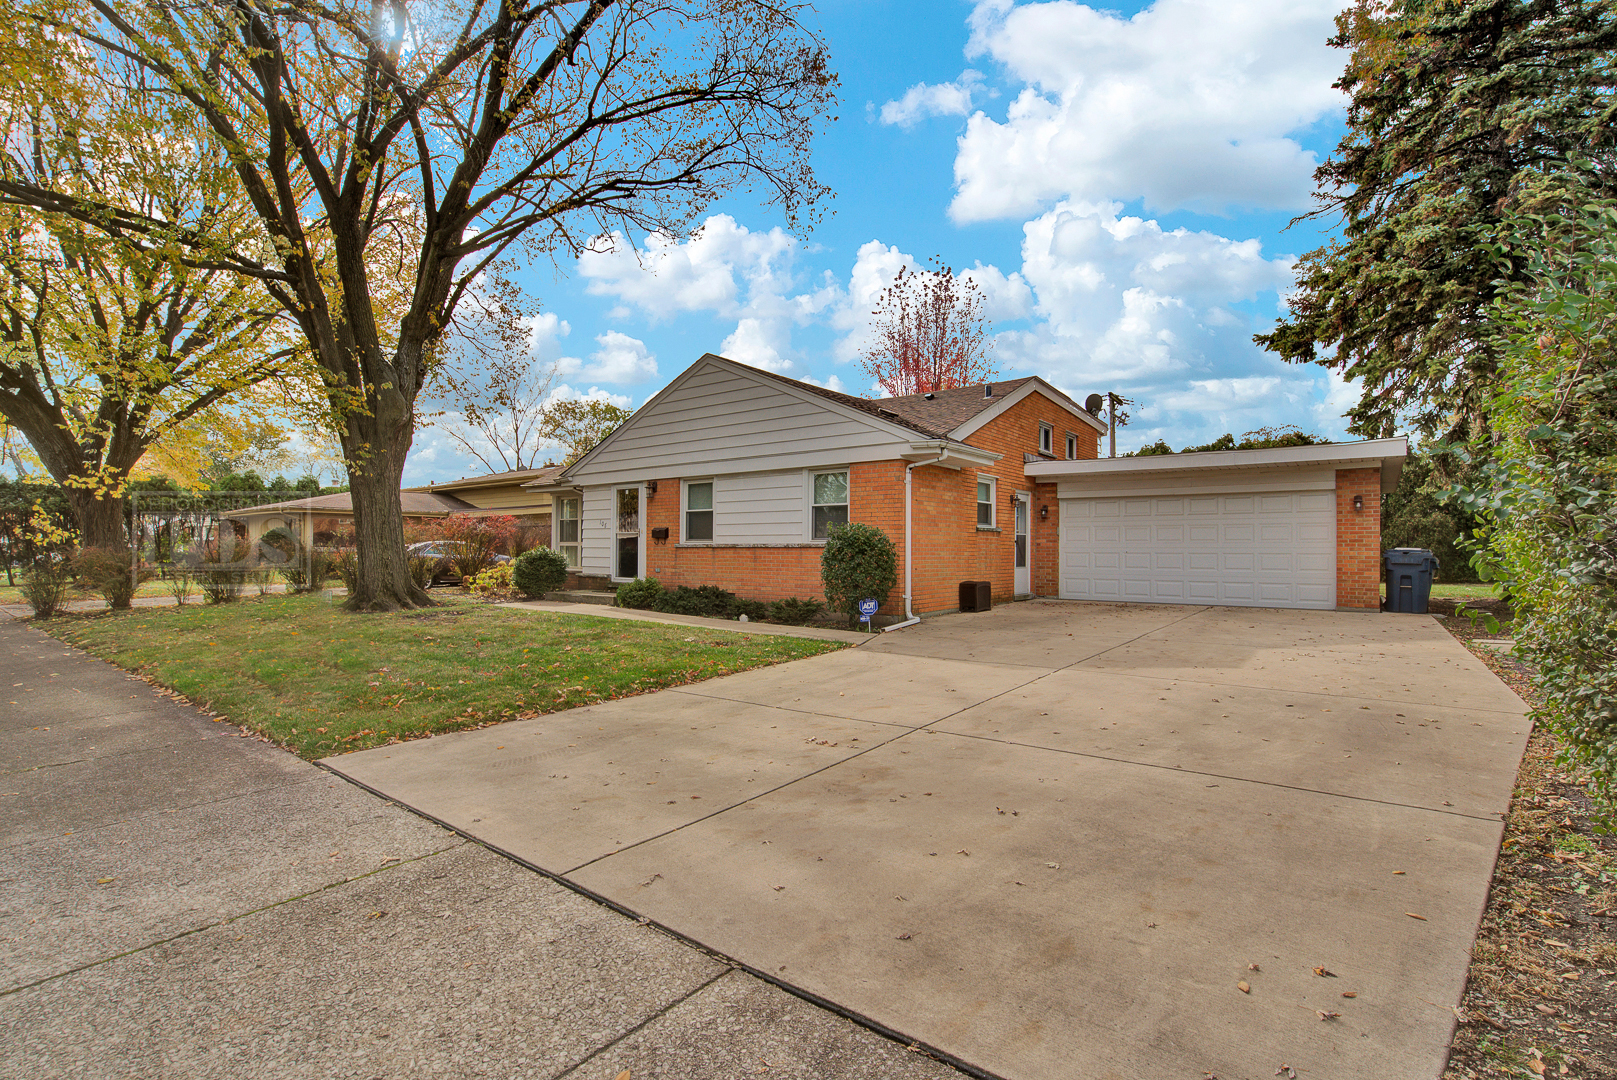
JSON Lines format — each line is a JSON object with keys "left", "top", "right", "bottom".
{"left": 0, "top": 0, "right": 835, "bottom": 609}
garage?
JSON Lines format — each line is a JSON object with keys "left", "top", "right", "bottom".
{"left": 1026, "top": 439, "right": 1409, "bottom": 612}
{"left": 1060, "top": 489, "right": 1336, "bottom": 607}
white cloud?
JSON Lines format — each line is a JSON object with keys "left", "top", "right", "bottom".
{"left": 879, "top": 70, "right": 987, "bottom": 128}
{"left": 577, "top": 216, "right": 839, "bottom": 372}
{"left": 545, "top": 383, "right": 634, "bottom": 409}
{"left": 556, "top": 331, "right": 658, "bottom": 384}
{"left": 951, "top": 0, "right": 1346, "bottom": 221}
{"left": 801, "top": 372, "right": 850, "bottom": 393}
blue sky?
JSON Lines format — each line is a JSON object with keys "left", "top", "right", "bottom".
{"left": 406, "top": 0, "right": 1355, "bottom": 485}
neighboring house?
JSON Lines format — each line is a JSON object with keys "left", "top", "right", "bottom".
{"left": 404, "top": 465, "right": 561, "bottom": 536}
{"left": 524, "top": 353, "right": 1409, "bottom": 617}
{"left": 231, "top": 465, "right": 563, "bottom": 548}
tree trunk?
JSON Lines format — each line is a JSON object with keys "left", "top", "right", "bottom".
{"left": 339, "top": 391, "right": 432, "bottom": 612}
{"left": 66, "top": 489, "right": 128, "bottom": 550}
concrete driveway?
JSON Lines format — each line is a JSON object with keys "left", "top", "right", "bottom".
{"left": 327, "top": 600, "right": 1529, "bottom": 1080}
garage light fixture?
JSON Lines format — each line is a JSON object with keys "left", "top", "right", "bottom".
{"left": 1353, "top": 494, "right": 1363, "bottom": 512}
{"left": 1040, "top": 504, "right": 1048, "bottom": 520}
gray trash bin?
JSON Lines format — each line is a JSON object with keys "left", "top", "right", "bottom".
{"left": 1383, "top": 548, "right": 1439, "bottom": 613}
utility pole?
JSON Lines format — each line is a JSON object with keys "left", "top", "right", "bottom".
{"left": 1108, "top": 397, "right": 1117, "bottom": 458}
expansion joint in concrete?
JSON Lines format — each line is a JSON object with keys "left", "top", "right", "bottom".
{"left": 0, "top": 840, "right": 465, "bottom": 999}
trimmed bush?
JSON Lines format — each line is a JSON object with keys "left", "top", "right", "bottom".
{"left": 513, "top": 547, "right": 569, "bottom": 598}
{"left": 820, "top": 522, "right": 897, "bottom": 627}
{"left": 615, "top": 576, "right": 664, "bottom": 609}
{"left": 768, "top": 597, "right": 824, "bottom": 625}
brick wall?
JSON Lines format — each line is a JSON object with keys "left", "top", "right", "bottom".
{"left": 904, "top": 393, "right": 1099, "bottom": 609}
{"left": 1335, "top": 467, "right": 1382, "bottom": 610}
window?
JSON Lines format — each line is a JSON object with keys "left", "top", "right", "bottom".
{"left": 810, "top": 470, "right": 849, "bottom": 540}
{"left": 977, "top": 476, "right": 996, "bottom": 527}
{"left": 684, "top": 480, "right": 714, "bottom": 542}
{"left": 1066, "top": 432, "right": 1078, "bottom": 460}
{"left": 1039, "top": 423, "right": 1054, "bottom": 455}
{"left": 555, "top": 497, "right": 580, "bottom": 567}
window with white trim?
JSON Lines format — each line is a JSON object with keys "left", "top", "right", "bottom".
{"left": 1065, "top": 432, "right": 1078, "bottom": 459}
{"left": 1039, "top": 423, "right": 1054, "bottom": 455}
{"left": 810, "top": 470, "right": 849, "bottom": 540}
{"left": 683, "top": 480, "right": 713, "bottom": 542}
{"left": 976, "top": 476, "right": 996, "bottom": 527}
{"left": 555, "top": 496, "right": 580, "bottom": 567}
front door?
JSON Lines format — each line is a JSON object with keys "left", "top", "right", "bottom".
{"left": 615, "top": 486, "right": 641, "bottom": 580}
{"left": 1014, "top": 494, "right": 1030, "bottom": 596}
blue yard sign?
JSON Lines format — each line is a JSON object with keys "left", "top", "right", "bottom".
{"left": 857, "top": 598, "right": 879, "bottom": 625}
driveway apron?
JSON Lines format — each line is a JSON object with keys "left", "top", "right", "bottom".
{"left": 327, "top": 601, "right": 1530, "bottom": 1080}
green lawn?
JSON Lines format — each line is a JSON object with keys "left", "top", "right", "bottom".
{"left": 44, "top": 594, "right": 843, "bottom": 759}
{"left": 1380, "top": 582, "right": 1500, "bottom": 601}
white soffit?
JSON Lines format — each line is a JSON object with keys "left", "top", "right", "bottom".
{"left": 1025, "top": 437, "right": 1409, "bottom": 492}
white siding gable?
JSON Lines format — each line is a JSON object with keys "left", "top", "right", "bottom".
{"left": 563, "top": 357, "right": 914, "bottom": 485}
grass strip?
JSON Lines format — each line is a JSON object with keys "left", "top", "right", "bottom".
{"left": 43, "top": 593, "right": 843, "bottom": 760}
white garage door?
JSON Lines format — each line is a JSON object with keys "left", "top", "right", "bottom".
{"left": 1059, "top": 491, "right": 1336, "bottom": 609}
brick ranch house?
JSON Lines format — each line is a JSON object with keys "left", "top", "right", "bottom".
{"left": 524, "top": 353, "right": 1407, "bottom": 620}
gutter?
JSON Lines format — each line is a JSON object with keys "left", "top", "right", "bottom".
{"left": 886, "top": 449, "right": 947, "bottom": 632}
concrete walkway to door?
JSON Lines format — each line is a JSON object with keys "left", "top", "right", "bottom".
{"left": 327, "top": 600, "right": 1530, "bottom": 1080}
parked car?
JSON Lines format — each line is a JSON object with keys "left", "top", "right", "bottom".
{"left": 406, "top": 541, "right": 511, "bottom": 588}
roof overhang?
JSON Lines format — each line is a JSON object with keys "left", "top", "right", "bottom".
{"left": 900, "top": 440, "right": 1003, "bottom": 470}
{"left": 1024, "top": 437, "right": 1409, "bottom": 493}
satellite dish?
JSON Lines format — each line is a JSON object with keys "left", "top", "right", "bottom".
{"left": 1084, "top": 393, "right": 1104, "bottom": 415}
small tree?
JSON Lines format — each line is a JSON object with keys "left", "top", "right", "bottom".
{"left": 820, "top": 522, "right": 898, "bottom": 628}
{"left": 543, "top": 399, "right": 635, "bottom": 466}
{"left": 859, "top": 259, "right": 996, "bottom": 397}
{"left": 438, "top": 515, "right": 519, "bottom": 583}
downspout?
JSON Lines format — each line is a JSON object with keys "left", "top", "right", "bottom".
{"left": 885, "top": 450, "right": 945, "bottom": 632}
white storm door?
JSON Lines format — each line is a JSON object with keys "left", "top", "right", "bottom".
{"left": 1013, "top": 494, "right": 1030, "bottom": 596}
{"left": 613, "top": 486, "right": 643, "bottom": 581}
{"left": 1059, "top": 491, "right": 1335, "bottom": 609}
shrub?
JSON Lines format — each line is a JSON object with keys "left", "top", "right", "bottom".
{"left": 468, "top": 564, "right": 515, "bottom": 596}
{"left": 513, "top": 547, "right": 569, "bottom": 597}
{"left": 74, "top": 547, "right": 154, "bottom": 610}
{"left": 332, "top": 548, "right": 360, "bottom": 594}
{"left": 439, "top": 514, "right": 518, "bottom": 581}
{"left": 199, "top": 536, "right": 251, "bottom": 604}
{"left": 615, "top": 576, "right": 664, "bottom": 610}
{"left": 820, "top": 522, "right": 897, "bottom": 627}
{"left": 166, "top": 569, "right": 196, "bottom": 606}
{"left": 769, "top": 597, "right": 824, "bottom": 625}
{"left": 21, "top": 555, "right": 74, "bottom": 618}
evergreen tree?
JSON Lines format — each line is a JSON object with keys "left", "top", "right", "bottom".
{"left": 1258, "top": 0, "right": 1617, "bottom": 437}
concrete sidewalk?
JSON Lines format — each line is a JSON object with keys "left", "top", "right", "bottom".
{"left": 0, "top": 618, "right": 965, "bottom": 1080}
{"left": 328, "top": 601, "right": 1531, "bottom": 1080}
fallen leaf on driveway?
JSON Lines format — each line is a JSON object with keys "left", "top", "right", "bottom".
{"left": 1313, "top": 966, "right": 1337, "bottom": 978}
{"left": 1342, "top": 991, "right": 1358, "bottom": 998}
{"left": 1406, "top": 912, "right": 1428, "bottom": 921}
{"left": 1275, "top": 1065, "right": 1297, "bottom": 1078}
{"left": 896, "top": 932, "right": 912, "bottom": 940}
{"left": 96, "top": 877, "right": 115, "bottom": 885}
{"left": 1317, "top": 1010, "right": 1341, "bottom": 1021}
{"left": 1248, "top": 963, "right": 1261, "bottom": 972}
{"left": 1237, "top": 981, "right": 1250, "bottom": 994}
{"left": 617, "top": 1071, "right": 631, "bottom": 1080}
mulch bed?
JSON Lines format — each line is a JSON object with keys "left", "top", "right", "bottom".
{"left": 1438, "top": 605, "right": 1617, "bottom": 1079}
